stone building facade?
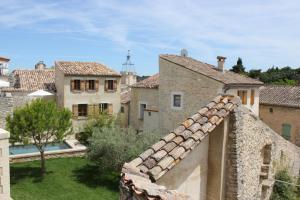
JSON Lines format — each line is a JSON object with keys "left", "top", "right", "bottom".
{"left": 259, "top": 85, "right": 300, "bottom": 146}
{"left": 120, "top": 95, "right": 300, "bottom": 200}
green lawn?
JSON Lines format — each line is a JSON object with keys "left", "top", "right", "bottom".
{"left": 10, "top": 157, "right": 119, "bottom": 200}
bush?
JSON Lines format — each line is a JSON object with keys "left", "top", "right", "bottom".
{"left": 77, "top": 113, "right": 115, "bottom": 145}
{"left": 87, "top": 126, "right": 161, "bottom": 172}
{"left": 271, "top": 169, "right": 296, "bottom": 200}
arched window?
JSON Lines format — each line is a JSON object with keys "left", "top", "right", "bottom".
{"left": 282, "top": 123, "right": 291, "bottom": 141}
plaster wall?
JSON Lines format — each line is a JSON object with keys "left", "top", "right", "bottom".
{"left": 0, "top": 129, "right": 10, "bottom": 200}
{"left": 143, "top": 110, "right": 159, "bottom": 132}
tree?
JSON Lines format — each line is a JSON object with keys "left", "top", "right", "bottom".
{"left": 231, "top": 57, "right": 246, "bottom": 74}
{"left": 271, "top": 169, "right": 296, "bottom": 200}
{"left": 248, "top": 69, "right": 262, "bottom": 79}
{"left": 6, "top": 99, "right": 72, "bottom": 175}
{"left": 88, "top": 126, "right": 161, "bottom": 172}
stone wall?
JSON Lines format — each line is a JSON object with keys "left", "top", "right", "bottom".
{"left": 226, "top": 106, "right": 300, "bottom": 200}
{"left": 0, "top": 129, "right": 10, "bottom": 200}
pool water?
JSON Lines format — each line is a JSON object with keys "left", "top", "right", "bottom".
{"left": 9, "top": 142, "right": 71, "bottom": 155}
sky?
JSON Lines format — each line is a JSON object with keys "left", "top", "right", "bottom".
{"left": 0, "top": 0, "right": 300, "bottom": 75}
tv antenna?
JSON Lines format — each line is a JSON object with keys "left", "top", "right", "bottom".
{"left": 122, "top": 50, "right": 135, "bottom": 74}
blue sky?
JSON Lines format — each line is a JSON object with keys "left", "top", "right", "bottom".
{"left": 0, "top": 0, "right": 299, "bottom": 75}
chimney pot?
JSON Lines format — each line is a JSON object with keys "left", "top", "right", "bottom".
{"left": 217, "top": 56, "right": 226, "bottom": 72}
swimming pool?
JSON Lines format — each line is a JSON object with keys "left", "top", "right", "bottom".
{"left": 9, "top": 142, "right": 71, "bottom": 155}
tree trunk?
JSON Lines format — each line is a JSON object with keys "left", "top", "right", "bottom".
{"left": 40, "top": 150, "right": 46, "bottom": 176}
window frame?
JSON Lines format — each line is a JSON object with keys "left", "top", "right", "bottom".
{"left": 99, "top": 103, "right": 108, "bottom": 113}
{"left": 237, "top": 90, "right": 248, "bottom": 105}
{"left": 171, "top": 92, "right": 183, "bottom": 110}
{"left": 138, "top": 102, "right": 147, "bottom": 120}
{"left": 78, "top": 104, "right": 88, "bottom": 117}
{"left": 88, "top": 80, "right": 96, "bottom": 90}
{"left": 282, "top": 123, "right": 292, "bottom": 141}
{"left": 107, "top": 80, "right": 114, "bottom": 91}
{"left": 74, "top": 80, "right": 81, "bottom": 91}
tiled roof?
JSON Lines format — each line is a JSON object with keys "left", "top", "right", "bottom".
{"left": 260, "top": 85, "right": 300, "bottom": 108}
{"left": 127, "top": 95, "right": 240, "bottom": 181}
{"left": 4, "top": 69, "right": 55, "bottom": 92}
{"left": 0, "top": 56, "right": 10, "bottom": 61}
{"left": 160, "top": 55, "right": 263, "bottom": 86}
{"left": 55, "top": 61, "right": 121, "bottom": 76}
{"left": 121, "top": 90, "right": 131, "bottom": 104}
{"left": 131, "top": 73, "right": 159, "bottom": 88}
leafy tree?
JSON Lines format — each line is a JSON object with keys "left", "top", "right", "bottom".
{"left": 6, "top": 99, "right": 72, "bottom": 175}
{"left": 77, "top": 112, "right": 115, "bottom": 145}
{"left": 271, "top": 169, "right": 296, "bottom": 200}
{"left": 88, "top": 126, "right": 161, "bottom": 172}
{"left": 231, "top": 57, "right": 246, "bottom": 74}
{"left": 248, "top": 69, "right": 262, "bottom": 79}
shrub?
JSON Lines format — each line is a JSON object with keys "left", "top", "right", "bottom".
{"left": 271, "top": 169, "right": 296, "bottom": 200}
{"left": 88, "top": 126, "right": 161, "bottom": 172}
{"left": 77, "top": 113, "right": 115, "bottom": 145}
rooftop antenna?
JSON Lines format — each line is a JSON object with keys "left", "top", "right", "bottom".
{"left": 122, "top": 50, "right": 135, "bottom": 74}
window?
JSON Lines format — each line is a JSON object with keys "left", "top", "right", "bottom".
{"left": 173, "top": 94, "right": 182, "bottom": 107}
{"left": 88, "top": 80, "right": 95, "bottom": 90}
{"left": 121, "top": 106, "right": 125, "bottom": 113}
{"left": 99, "top": 103, "right": 108, "bottom": 113}
{"left": 269, "top": 108, "right": 273, "bottom": 113}
{"left": 237, "top": 90, "right": 247, "bottom": 105}
{"left": 74, "top": 80, "right": 81, "bottom": 90}
{"left": 139, "top": 103, "right": 147, "bottom": 120}
{"left": 106, "top": 80, "right": 114, "bottom": 90}
{"left": 250, "top": 89, "right": 255, "bottom": 105}
{"left": 78, "top": 104, "right": 87, "bottom": 117}
{"left": 148, "top": 112, "right": 151, "bottom": 116}
{"left": 282, "top": 123, "right": 291, "bottom": 140}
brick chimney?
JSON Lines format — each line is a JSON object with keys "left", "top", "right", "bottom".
{"left": 217, "top": 56, "right": 226, "bottom": 72}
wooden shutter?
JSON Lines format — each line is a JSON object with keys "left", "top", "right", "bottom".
{"left": 71, "top": 80, "right": 75, "bottom": 92}
{"left": 80, "top": 80, "right": 85, "bottom": 91}
{"left": 95, "top": 80, "right": 99, "bottom": 91}
{"left": 105, "top": 80, "right": 108, "bottom": 91}
{"left": 113, "top": 80, "right": 117, "bottom": 91}
{"left": 85, "top": 80, "right": 89, "bottom": 90}
{"left": 282, "top": 124, "right": 291, "bottom": 140}
{"left": 108, "top": 104, "right": 113, "bottom": 115}
{"left": 94, "top": 104, "right": 99, "bottom": 117}
{"left": 250, "top": 90, "right": 255, "bottom": 105}
{"left": 88, "top": 104, "right": 94, "bottom": 118}
{"left": 72, "top": 105, "right": 78, "bottom": 119}
{"left": 243, "top": 91, "right": 247, "bottom": 105}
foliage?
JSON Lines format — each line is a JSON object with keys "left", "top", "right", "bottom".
{"left": 271, "top": 169, "right": 296, "bottom": 200}
{"left": 6, "top": 99, "right": 72, "bottom": 175}
{"left": 77, "top": 113, "right": 115, "bottom": 145}
{"left": 231, "top": 57, "right": 246, "bottom": 74}
{"left": 88, "top": 126, "right": 161, "bottom": 172}
{"left": 10, "top": 157, "right": 118, "bottom": 200}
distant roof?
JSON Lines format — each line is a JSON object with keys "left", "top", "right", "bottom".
{"left": 0, "top": 80, "right": 9, "bottom": 87}
{"left": 121, "top": 90, "right": 131, "bottom": 104}
{"left": 131, "top": 73, "right": 159, "bottom": 88}
{"left": 260, "top": 85, "right": 300, "bottom": 108}
{"left": 2, "top": 69, "right": 55, "bottom": 92}
{"left": 55, "top": 61, "right": 121, "bottom": 76}
{"left": 124, "top": 95, "right": 240, "bottom": 181}
{"left": 0, "top": 56, "right": 10, "bottom": 62}
{"left": 160, "top": 54, "right": 263, "bottom": 86}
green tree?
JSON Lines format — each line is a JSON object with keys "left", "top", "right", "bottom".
{"left": 231, "top": 57, "right": 246, "bottom": 74}
{"left": 271, "top": 169, "right": 296, "bottom": 200}
{"left": 88, "top": 126, "right": 161, "bottom": 172}
{"left": 6, "top": 99, "right": 72, "bottom": 175}
{"left": 248, "top": 69, "right": 261, "bottom": 79}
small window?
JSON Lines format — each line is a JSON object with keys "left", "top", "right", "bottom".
{"left": 121, "top": 106, "right": 125, "bottom": 113}
{"left": 99, "top": 103, "right": 108, "bottom": 113}
{"left": 107, "top": 80, "right": 114, "bottom": 90}
{"left": 78, "top": 104, "right": 87, "bottom": 117}
{"left": 74, "top": 80, "right": 81, "bottom": 90}
{"left": 173, "top": 94, "right": 182, "bottom": 108}
{"left": 269, "top": 108, "right": 273, "bottom": 113}
{"left": 139, "top": 103, "right": 147, "bottom": 120}
{"left": 148, "top": 112, "right": 151, "bottom": 116}
{"left": 88, "top": 80, "right": 95, "bottom": 90}
{"left": 237, "top": 90, "right": 247, "bottom": 105}
{"left": 282, "top": 123, "right": 291, "bottom": 140}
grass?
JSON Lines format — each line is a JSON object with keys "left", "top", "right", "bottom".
{"left": 10, "top": 157, "right": 119, "bottom": 200}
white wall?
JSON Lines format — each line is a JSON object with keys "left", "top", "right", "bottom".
{"left": 0, "top": 129, "right": 10, "bottom": 200}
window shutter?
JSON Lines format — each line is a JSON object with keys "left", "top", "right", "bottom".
{"left": 105, "top": 80, "right": 108, "bottom": 91}
{"left": 243, "top": 91, "right": 247, "bottom": 104}
{"left": 71, "top": 80, "right": 75, "bottom": 92}
{"left": 282, "top": 124, "right": 291, "bottom": 140}
{"left": 250, "top": 90, "right": 255, "bottom": 105}
{"left": 88, "top": 104, "right": 94, "bottom": 118}
{"left": 72, "top": 105, "right": 78, "bottom": 119}
{"left": 80, "top": 80, "right": 85, "bottom": 91}
{"left": 85, "top": 80, "right": 89, "bottom": 90}
{"left": 113, "top": 80, "right": 117, "bottom": 91}
{"left": 95, "top": 80, "right": 99, "bottom": 91}
{"left": 94, "top": 104, "right": 99, "bottom": 117}
{"left": 108, "top": 104, "right": 113, "bottom": 115}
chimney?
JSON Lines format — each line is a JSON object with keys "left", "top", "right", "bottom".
{"left": 180, "top": 49, "right": 188, "bottom": 57}
{"left": 217, "top": 56, "right": 226, "bottom": 72}
{"left": 35, "top": 61, "right": 46, "bottom": 70}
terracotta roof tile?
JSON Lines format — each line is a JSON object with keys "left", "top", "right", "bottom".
{"left": 55, "top": 61, "right": 120, "bottom": 76}
{"left": 131, "top": 73, "right": 159, "bottom": 89}
{"left": 124, "top": 95, "right": 240, "bottom": 182}
{"left": 260, "top": 85, "right": 300, "bottom": 108}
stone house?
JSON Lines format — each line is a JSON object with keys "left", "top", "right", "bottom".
{"left": 55, "top": 61, "right": 121, "bottom": 133}
{"left": 129, "top": 74, "right": 159, "bottom": 132}
{"left": 260, "top": 85, "right": 300, "bottom": 146}
{"left": 120, "top": 90, "right": 131, "bottom": 127}
{"left": 120, "top": 95, "right": 300, "bottom": 200}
